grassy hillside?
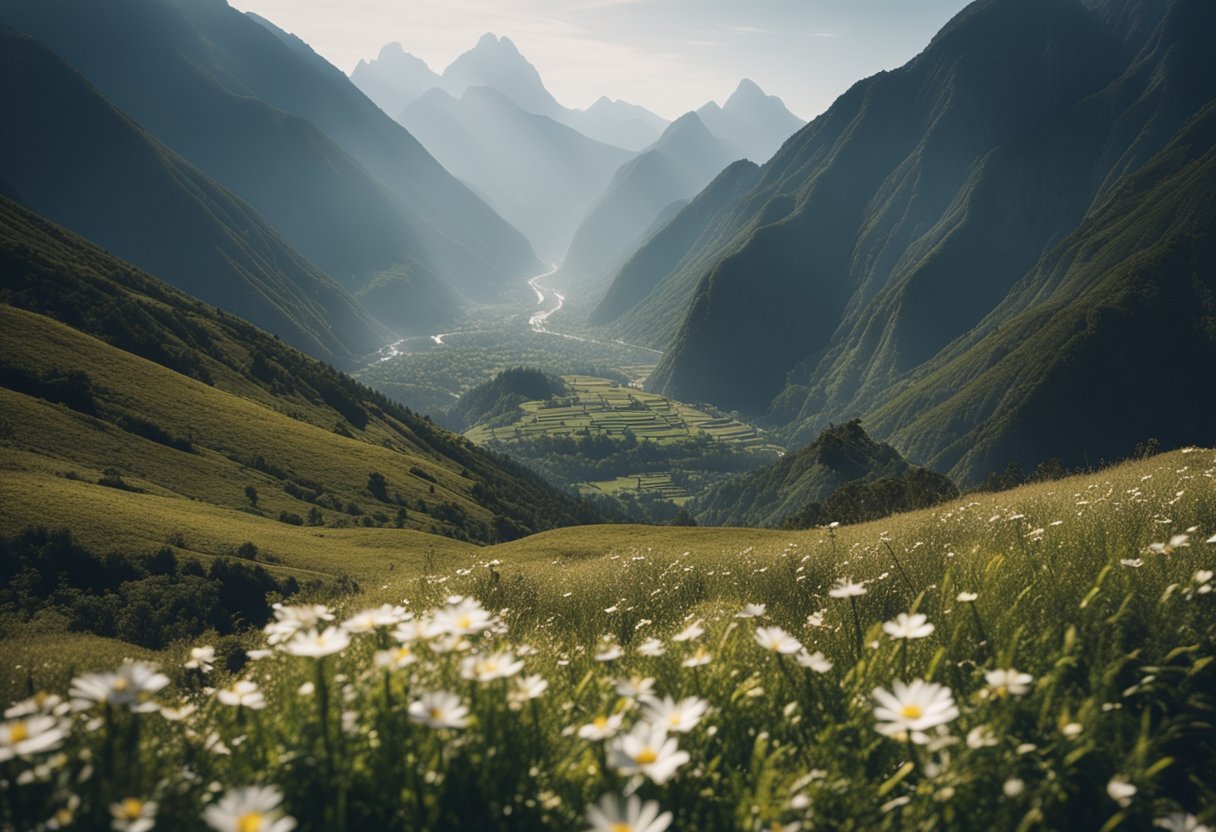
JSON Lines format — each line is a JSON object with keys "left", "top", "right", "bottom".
{"left": 3, "top": 449, "right": 1212, "bottom": 829}
{"left": 691, "top": 420, "right": 958, "bottom": 528}
{"left": 0, "top": 196, "right": 602, "bottom": 548}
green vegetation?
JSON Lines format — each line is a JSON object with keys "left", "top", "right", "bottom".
{"left": 2, "top": 450, "right": 1213, "bottom": 830}
{"left": 457, "top": 373, "right": 781, "bottom": 516}
{"left": 466, "top": 375, "right": 779, "bottom": 449}
{"left": 0, "top": 197, "right": 602, "bottom": 546}
{"left": 614, "top": 0, "right": 1215, "bottom": 486}
{"left": 693, "top": 420, "right": 957, "bottom": 528}
{"left": 0, "top": 528, "right": 299, "bottom": 650}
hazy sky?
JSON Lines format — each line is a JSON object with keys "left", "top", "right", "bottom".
{"left": 229, "top": 0, "right": 973, "bottom": 121}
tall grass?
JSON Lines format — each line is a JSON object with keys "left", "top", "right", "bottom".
{"left": 2, "top": 450, "right": 1214, "bottom": 830}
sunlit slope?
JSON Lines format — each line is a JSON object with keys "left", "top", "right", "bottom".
{"left": 0, "top": 197, "right": 601, "bottom": 547}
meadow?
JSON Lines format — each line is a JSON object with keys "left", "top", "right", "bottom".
{"left": 2, "top": 449, "right": 1214, "bottom": 831}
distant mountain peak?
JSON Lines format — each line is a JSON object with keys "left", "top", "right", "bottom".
{"left": 443, "top": 31, "right": 559, "bottom": 116}
{"left": 731, "top": 77, "right": 765, "bottom": 98}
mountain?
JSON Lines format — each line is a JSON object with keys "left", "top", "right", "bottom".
{"left": 690, "top": 420, "right": 956, "bottom": 528}
{"left": 442, "top": 33, "right": 562, "bottom": 118}
{"left": 0, "top": 194, "right": 603, "bottom": 545}
{"left": 560, "top": 96, "right": 669, "bottom": 151}
{"left": 0, "top": 0, "right": 540, "bottom": 329}
{"left": 590, "top": 159, "right": 762, "bottom": 332}
{"left": 696, "top": 79, "right": 805, "bottom": 164}
{"left": 0, "top": 26, "right": 387, "bottom": 368}
{"left": 637, "top": 0, "right": 1215, "bottom": 484}
{"left": 351, "top": 36, "right": 669, "bottom": 152}
{"left": 557, "top": 112, "right": 740, "bottom": 292}
{"left": 400, "top": 86, "right": 632, "bottom": 262}
{"left": 350, "top": 41, "right": 442, "bottom": 117}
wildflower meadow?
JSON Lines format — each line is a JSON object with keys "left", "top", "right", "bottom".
{"left": 2, "top": 450, "right": 1214, "bottom": 831}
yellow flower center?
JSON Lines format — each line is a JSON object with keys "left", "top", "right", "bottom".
{"left": 611, "top": 824, "right": 632, "bottom": 832}
{"left": 9, "top": 721, "right": 28, "bottom": 743}
{"left": 901, "top": 704, "right": 923, "bottom": 720}
{"left": 593, "top": 716, "right": 609, "bottom": 729}
{"left": 113, "top": 678, "right": 130, "bottom": 692}
{"left": 669, "top": 714, "right": 681, "bottom": 726}
{"left": 237, "top": 812, "right": 265, "bottom": 832}
{"left": 994, "top": 686, "right": 1008, "bottom": 698}
{"left": 635, "top": 747, "right": 658, "bottom": 765}
{"left": 457, "top": 616, "right": 472, "bottom": 630}
{"left": 430, "top": 707, "right": 444, "bottom": 722}
{"left": 120, "top": 798, "right": 143, "bottom": 819}
{"left": 396, "top": 648, "right": 411, "bottom": 660}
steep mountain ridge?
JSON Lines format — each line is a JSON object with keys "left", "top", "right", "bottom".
{"left": 0, "top": 26, "right": 387, "bottom": 367}
{"left": 0, "top": 0, "right": 539, "bottom": 330}
{"left": 627, "top": 0, "right": 1214, "bottom": 483}
{"left": 557, "top": 112, "right": 741, "bottom": 293}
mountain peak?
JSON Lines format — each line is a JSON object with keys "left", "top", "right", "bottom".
{"left": 378, "top": 41, "right": 405, "bottom": 60}
{"left": 731, "top": 77, "right": 765, "bottom": 99}
{"left": 443, "top": 32, "right": 560, "bottom": 116}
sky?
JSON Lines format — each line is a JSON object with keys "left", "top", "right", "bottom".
{"left": 229, "top": 0, "right": 974, "bottom": 121}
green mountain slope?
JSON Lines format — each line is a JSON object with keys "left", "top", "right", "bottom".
{"left": 557, "top": 112, "right": 739, "bottom": 294}
{"left": 0, "top": 0, "right": 540, "bottom": 325}
{"left": 0, "top": 26, "right": 387, "bottom": 368}
{"left": 0, "top": 196, "right": 603, "bottom": 547}
{"left": 591, "top": 159, "right": 761, "bottom": 334}
{"left": 867, "top": 99, "right": 1216, "bottom": 484}
{"left": 690, "top": 420, "right": 955, "bottom": 528}
{"left": 633, "top": 0, "right": 1214, "bottom": 483}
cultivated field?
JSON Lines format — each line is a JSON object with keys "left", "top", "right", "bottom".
{"left": 465, "top": 375, "right": 782, "bottom": 451}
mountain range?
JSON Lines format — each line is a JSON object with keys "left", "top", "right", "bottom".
{"left": 0, "top": 26, "right": 387, "bottom": 368}
{"left": 351, "top": 33, "right": 805, "bottom": 273}
{"left": 603, "top": 0, "right": 1215, "bottom": 485}
{"left": 0, "top": 0, "right": 541, "bottom": 341}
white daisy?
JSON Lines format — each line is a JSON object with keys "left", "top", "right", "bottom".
{"left": 460, "top": 650, "right": 524, "bottom": 682}
{"left": 217, "top": 680, "right": 266, "bottom": 710}
{"left": 829, "top": 578, "right": 867, "bottom": 599}
{"left": 1155, "top": 813, "right": 1210, "bottom": 832}
{"left": 578, "top": 712, "right": 625, "bottom": 741}
{"left": 671, "top": 621, "right": 704, "bottom": 642}
{"left": 110, "top": 798, "right": 157, "bottom": 832}
{"left": 735, "top": 603, "right": 767, "bottom": 619}
{"left": 681, "top": 645, "right": 712, "bottom": 668}
{"left": 341, "top": 604, "right": 408, "bottom": 634}
{"left": 608, "top": 722, "right": 689, "bottom": 784}
{"left": 511, "top": 674, "right": 548, "bottom": 702}
{"left": 640, "top": 695, "right": 708, "bottom": 733}
{"left": 185, "top": 646, "right": 216, "bottom": 673}
{"left": 281, "top": 627, "right": 350, "bottom": 658}
{"left": 882, "top": 613, "right": 934, "bottom": 640}
{"left": 0, "top": 714, "right": 69, "bottom": 761}
{"left": 202, "top": 785, "right": 296, "bottom": 832}
{"left": 636, "top": 638, "right": 667, "bottom": 657}
{"left": 374, "top": 646, "right": 418, "bottom": 669}
{"left": 584, "top": 793, "right": 672, "bottom": 832}
{"left": 872, "top": 679, "right": 959, "bottom": 744}
{"left": 408, "top": 691, "right": 470, "bottom": 729}
{"left": 264, "top": 604, "right": 334, "bottom": 645}
{"left": 614, "top": 676, "right": 656, "bottom": 699}
{"left": 795, "top": 650, "right": 833, "bottom": 673}
{"left": 70, "top": 662, "right": 169, "bottom": 712}
{"left": 755, "top": 626, "right": 802, "bottom": 655}
{"left": 427, "top": 597, "right": 495, "bottom": 637}
{"left": 1107, "top": 776, "right": 1136, "bottom": 808}
{"left": 985, "top": 669, "right": 1034, "bottom": 698}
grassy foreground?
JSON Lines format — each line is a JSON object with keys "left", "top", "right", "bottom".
{"left": 2, "top": 450, "right": 1215, "bottom": 831}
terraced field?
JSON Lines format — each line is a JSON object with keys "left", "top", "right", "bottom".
{"left": 464, "top": 375, "right": 782, "bottom": 451}
{"left": 577, "top": 472, "right": 690, "bottom": 503}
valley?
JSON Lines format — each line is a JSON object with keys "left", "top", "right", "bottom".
{"left": 1, "top": 0, "right": 1214, "bottom": 829}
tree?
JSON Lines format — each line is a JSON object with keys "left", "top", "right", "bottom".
{"left": 367, "top": 472, "right": 389, "bottom": 502}
{"left": 244, "top": 485, "right": 258, "bottom": 507}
